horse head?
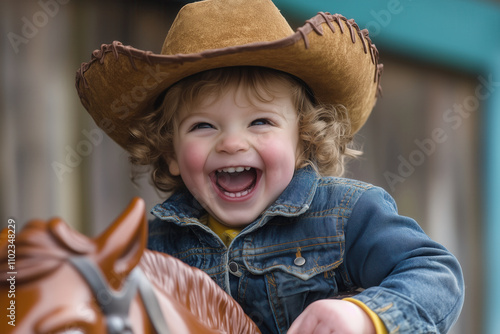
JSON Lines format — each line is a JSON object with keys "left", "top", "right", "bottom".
{"left": 0, "top": 198, "right": 260, "bottom": 334}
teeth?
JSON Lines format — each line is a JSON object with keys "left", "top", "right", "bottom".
{"left": 224, "top": 190, "right": 249, "bottom": 198}
{"left": 217, "top": 166, "right": 252, "bottom": 173}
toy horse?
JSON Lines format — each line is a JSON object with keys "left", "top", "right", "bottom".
{"left": 0, "top": 198, "right": 260, "bottom": 334}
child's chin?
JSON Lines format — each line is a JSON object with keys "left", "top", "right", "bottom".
{"left": 220, "top": 212, "right": 259, "bottom": 227}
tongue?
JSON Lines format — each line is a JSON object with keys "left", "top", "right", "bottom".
{"left": 216, "top": 169, "right": 256, "bottom": 192}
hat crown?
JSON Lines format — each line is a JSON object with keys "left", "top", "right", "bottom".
{"left": 161, "top": 0, "right": 294, "bottom": 55}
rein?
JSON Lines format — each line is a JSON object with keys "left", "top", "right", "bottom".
{"left": 69, "top": 256, "right": 171, "bottom": 334}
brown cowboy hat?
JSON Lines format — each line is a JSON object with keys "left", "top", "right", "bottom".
{"left": 76, "top": 0, "right": 382, "bottom": 149}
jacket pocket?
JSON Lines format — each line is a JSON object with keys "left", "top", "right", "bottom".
{"left": 242, "top": 233, "right": 344, "bottom": 280}
{"left": 241, "top": 236, "right": 344, "bottom": 333}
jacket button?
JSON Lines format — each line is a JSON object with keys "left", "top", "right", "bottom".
{"left": 228, "top": 261, "right": 242, "bottom": 276}
{"left": 294, "top": 257, "right": 306, "bottom": 266}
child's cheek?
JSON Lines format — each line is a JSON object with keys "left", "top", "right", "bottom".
{"left": 258, "top": 137, "right": 297, "bottom": 179}
{"left": 257, "top": 132, "right": 298, "bottom": 162}
{"left": 180, "top": 141, "right": 207, "bottom": 174}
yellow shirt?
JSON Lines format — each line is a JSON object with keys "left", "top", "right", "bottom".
{"left": 203, "top": 215, "right": 244, "bottom": 247}
{"left": 204, "top": 215, "right": 388, "bottom": 333}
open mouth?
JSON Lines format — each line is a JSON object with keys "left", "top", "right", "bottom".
{"left": 211, "top": 166, "right": 259, "bottom": 199}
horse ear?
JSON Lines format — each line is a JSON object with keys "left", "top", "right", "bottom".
{"left": 95, "top": 197, "right": 147, "bottom": 289}
{"left": 50, "top": 218, "right": 95, "bottom": 254}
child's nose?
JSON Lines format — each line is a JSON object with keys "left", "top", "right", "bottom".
{"left": 215, "top": 133, "right": 250, "bottom": 154}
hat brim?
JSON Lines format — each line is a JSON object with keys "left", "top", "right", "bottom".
{"left": 76, "top": 12, "right": 382, "bottom": 149}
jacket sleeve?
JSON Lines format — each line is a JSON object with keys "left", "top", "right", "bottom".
{"left": 344, "top": 187, "right": 464, "bottom": 333}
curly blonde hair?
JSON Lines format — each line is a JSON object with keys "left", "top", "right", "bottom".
{"left": 128, "top": 67, "right": 360, "bottom": 193}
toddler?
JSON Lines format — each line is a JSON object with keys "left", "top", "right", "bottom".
{"left": 76, "top": 0, "right": 464, "bottom": 333}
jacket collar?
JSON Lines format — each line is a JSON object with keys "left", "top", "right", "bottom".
{"left": 151, "top": 166, "right": 319, "bottom": 223}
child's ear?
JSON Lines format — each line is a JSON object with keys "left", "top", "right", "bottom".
{"left": 168, "top": 157, "right": 180, "bottom": 176}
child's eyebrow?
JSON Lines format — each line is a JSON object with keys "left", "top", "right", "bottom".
{"left": 252, "top": 105, "right": 297, "bottom": 120}
{"left": 175, "top": 111, "right": 210, "bottom": 126}
{"left": 253, "top": 109, "right": 287, "bottom": 120}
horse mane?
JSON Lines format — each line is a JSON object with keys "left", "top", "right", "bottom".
{"left": 0, "top": 219, "right": 94, "bottom": 284}
{"left": 139, "top": 250, "right": 254, "bottom": 332}
{"left": 139, "top": 250, "right": 223, "bottom": 307}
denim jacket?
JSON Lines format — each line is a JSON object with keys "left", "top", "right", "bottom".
{"left": 148, "top": 167, "right": 464, "bottom": 333}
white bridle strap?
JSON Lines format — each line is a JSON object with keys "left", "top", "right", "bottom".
{"left": 69, "top": 256, "right": 171, "bottom": 334}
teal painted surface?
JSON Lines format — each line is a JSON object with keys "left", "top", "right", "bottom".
{"left": 273, "top": 0, "right": 500, "bottom": 72}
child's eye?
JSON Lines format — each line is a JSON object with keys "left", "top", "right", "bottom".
{"left": 250, "top": 118, "right": 272, "bottom": 126}
{"left": 190, "top": 122, "right": 214, "bottom": 131}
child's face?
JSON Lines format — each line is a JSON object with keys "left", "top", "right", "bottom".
{"left": 168, "top": 81, "right": 300, "bottom": 227}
